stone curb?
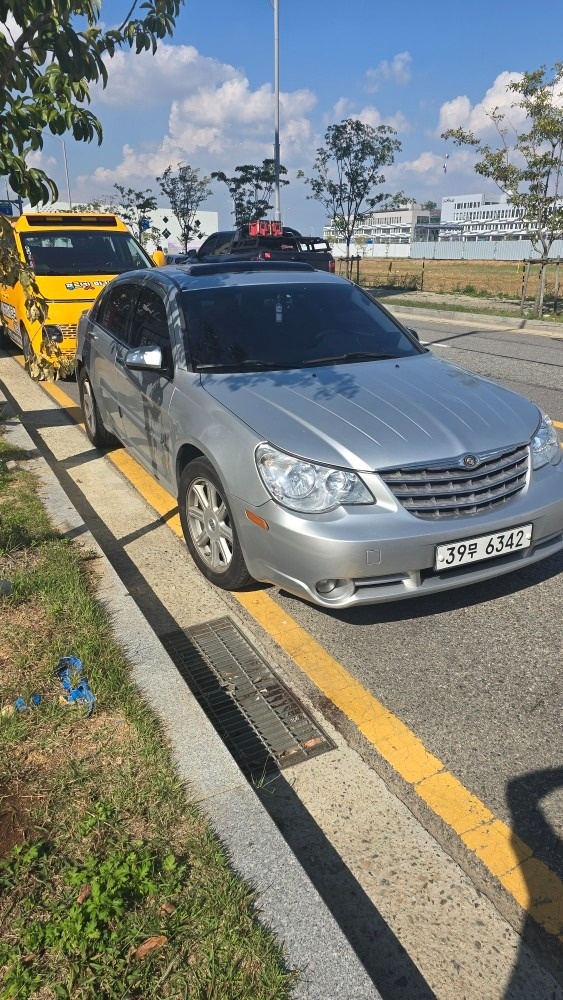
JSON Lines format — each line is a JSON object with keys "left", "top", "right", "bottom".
{"left": 382, "top": 301, "right": 561, "bottom": 334}
{"left": 0, "top": 380, "right": 381, "bottom": 1000}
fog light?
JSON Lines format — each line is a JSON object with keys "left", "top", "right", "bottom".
{"left": 316, "top": 579, "right": 337, "bottom": 594}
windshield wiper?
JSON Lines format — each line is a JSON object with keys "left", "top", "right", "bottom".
{"left": 301, "top": 351, "right": 396, "bottom": 366}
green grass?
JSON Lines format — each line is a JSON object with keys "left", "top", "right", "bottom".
{"left": 0, "top": 432, "right": 295, "bottom": 999}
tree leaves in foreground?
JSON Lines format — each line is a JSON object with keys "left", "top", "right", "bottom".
{"left": 212, "top": 159, "right": 289, "bottom": 226}
{"left": 303, "top": 118, "right": 402, "bottom": 277}
{"left": 0, "top": 1, "right": 183, "bottom": 208}
{"left": 442, "top": 63, "right": 563, "bottom": 315}
{"left": 157, "top": 164, "right": 211, "bottom": 251}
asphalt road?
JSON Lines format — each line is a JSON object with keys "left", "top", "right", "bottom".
{"left": 270, "top": 312, "right": 563, "bottom": 878}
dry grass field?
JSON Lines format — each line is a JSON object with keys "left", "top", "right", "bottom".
{"left": 335, "top": 256, "right": 563, "bottom": 306}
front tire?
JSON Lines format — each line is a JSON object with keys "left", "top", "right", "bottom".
{"left": 78, "top": 368, "right": 116, "bottom": 449}
{"left": 179, "top": 458, "right": 252, "bottom": 590}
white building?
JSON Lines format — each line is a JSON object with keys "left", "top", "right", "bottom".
{"left": 324, "top": 203, "right": 441, "bottom": 253}
{"left": 440, "top": 192, "right": 527, "bottom": 241}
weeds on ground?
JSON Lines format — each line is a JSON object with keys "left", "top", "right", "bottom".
{"left": 0, "top": 440, "right": 294, "bottom": 998}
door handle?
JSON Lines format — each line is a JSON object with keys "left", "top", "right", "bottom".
{"left": 89, "top": 331, "right": 98, "bottom": 341}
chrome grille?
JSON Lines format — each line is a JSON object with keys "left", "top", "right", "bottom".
{"left": 379, "top": 444, "right": 529, "bottom": 520}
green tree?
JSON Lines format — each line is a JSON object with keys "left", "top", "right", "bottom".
{"left": 113, "top": 185, "right": 157, "bottom": 242}
{"left": 70, "top": 194, "right": 120, "bottom": 214}
{"left": 442, "top": 63, "right": 563, "bottom": 316}
{"left": 157, "top": 163, "right": 211, "bottom": 252}
{"left": 303, "top": 118, "right": 401, "bottom": 278}
{"left": 420, "top": 200, "right": 438, "bottom": 211}
{"left": 211, "top": 159, "right": 289, "bottom": 226}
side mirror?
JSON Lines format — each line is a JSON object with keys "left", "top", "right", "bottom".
{"left": 407, "top": 327, "right": 420, "bottom": 342}
{"left": 125, "top": 345, "right": 164, "bottom": 370}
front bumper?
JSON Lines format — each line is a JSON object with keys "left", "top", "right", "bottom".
{"left": 232, "top": 462, "right": 563, "bottom": 608}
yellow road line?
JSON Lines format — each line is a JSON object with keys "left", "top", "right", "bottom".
{"left": 41, "top": 377, "right": 563, "bottom": 940}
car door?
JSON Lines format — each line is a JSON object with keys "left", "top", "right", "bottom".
{"left": 86, "top": 280, "right": 140, "bottom": 438}
{"left": 116, "top": 281, "right": 175, "bottom": 483}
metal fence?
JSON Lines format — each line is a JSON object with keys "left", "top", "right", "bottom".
{"left": 331, "top": 239, "right": 563, "bottom": 261}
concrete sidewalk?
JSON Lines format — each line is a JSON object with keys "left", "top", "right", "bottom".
{"left": 0, "top": 367, "right": 382, "bottom": 1000}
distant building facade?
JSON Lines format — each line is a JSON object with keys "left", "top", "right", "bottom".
{"left": 439, "top": 192, "right": 526, "bottom": 241}
{"left": 324, "top": 203, "right": 441, "bottom": 248}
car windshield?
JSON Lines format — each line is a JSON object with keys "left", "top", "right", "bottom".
{"left": 21, "top": 231, "right": 152, "bottom": 275}
{"left": 182, "top": 281, "right": 422, "bottom": 371}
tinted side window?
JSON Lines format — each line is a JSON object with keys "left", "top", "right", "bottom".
{"left": 129, "top": 286, "right": 170, "bottom": 354}
{"left": 98, "top": 283, "right": 138, "bottom": 341}
{"left": 198, "top": 235, "right": 218, "bottom": 256}
{"left": 213, "top": 233, "right": 234, "bottom": 254}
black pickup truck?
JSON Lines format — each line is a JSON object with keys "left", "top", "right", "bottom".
{"left": 182, "top": 224, "right": 335, "bottom": 273}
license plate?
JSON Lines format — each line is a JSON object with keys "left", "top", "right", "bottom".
{"left": 435, "top": 523, "right": 533, "bottom": 570}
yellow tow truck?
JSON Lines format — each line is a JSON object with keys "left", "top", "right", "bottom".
{"left": 0, "top": 212, "right": 155, "bottom": 378}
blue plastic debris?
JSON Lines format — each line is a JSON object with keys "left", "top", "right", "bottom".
{"left": 14, "top": 693, "right": 42, "bottom": 712}
{"left": 55, "top": 656, "right": 96, "bottom": 718}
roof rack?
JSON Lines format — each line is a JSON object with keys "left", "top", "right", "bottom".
{"left": 178, "top": 260, "right": 315, "bottom": 276}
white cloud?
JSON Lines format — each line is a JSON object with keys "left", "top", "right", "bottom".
{"left": 355, "top": 105, "right": 410, "bottom": 134}
{"left": 385, "top": 148, "right": 481, "bottom": 198}
{"left": 366, "top": 52, "right": 412, "bottom": 92}
{"left": 437, "top": 71, "right": 525, "bottom": 136}
{"left": 332, "top": 97, "right": 354, "bottom": 121}
{"left": 93, "top": 43, "right": 239, "bottom": 108}
{"left": 78, "top": 80, "right": 317, "bottom": 194}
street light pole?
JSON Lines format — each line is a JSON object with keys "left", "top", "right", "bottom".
{"left": 273, "top": 0, "right": 281, "bottom": 221}
{"left": 44, "top": 134, "right": 72, "bottom": 208}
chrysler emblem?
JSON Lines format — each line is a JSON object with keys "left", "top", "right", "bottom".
{"left": 463, "top": 454, "right": 478, "bottom": 468}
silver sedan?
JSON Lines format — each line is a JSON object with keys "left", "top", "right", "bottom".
{"left": 75, "top": 262, "right": 563, "bottom": 609}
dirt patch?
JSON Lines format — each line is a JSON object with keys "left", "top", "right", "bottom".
{"left": 0, "top": 781, "right": 36, "bottom": 857}
{"left": 0, "top": 545, "right": 44, "bottom": 578}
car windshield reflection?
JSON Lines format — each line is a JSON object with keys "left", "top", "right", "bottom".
{"left": 182, "top": 283, "right": 422, "bottom": 372}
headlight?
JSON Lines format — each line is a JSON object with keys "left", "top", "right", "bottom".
{"left": 255, "top": 443, "right": 374, "bottom": 513}
{"left": 531, "top": 412, "right": 561, "bottom": 469}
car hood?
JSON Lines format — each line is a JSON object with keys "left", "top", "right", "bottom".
{"left": 201, "top": 354, "right": 540, "bottom": 470}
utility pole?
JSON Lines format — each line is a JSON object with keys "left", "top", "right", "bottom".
{"left": 273, "top": 0, "right": 281, "bottom": 221}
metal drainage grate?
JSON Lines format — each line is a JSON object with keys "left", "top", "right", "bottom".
{"left": 159, "top": 616, "right": 335, "bottom": 779}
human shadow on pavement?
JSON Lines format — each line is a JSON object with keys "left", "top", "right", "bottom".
{"left": 504, "top": 767, "right": 563, "bottom": 997}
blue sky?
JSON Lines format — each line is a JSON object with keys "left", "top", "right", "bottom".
{"left": 7, "top": 0, "right": 563, "bottom": 234}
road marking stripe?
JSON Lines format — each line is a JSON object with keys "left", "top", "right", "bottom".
{"left": 39, "top": 376, "right": 563, "bottom": 939}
